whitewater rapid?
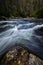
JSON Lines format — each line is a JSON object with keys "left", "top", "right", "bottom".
{"left": 0, "top": 18, "right": 43, "bottom": 59}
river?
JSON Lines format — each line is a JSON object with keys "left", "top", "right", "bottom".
{"left": 0, "top": 18, "right": 43, "bottom": 60}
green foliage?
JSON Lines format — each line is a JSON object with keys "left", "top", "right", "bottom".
{"left": 31, "top": 7, "right": 43, "bottom": 18}
{"left": 0, "top": 0, "right": 43, "bottom": 18}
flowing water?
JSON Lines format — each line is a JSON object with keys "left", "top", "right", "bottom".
{"left": 0, "top": 18, "right": 43, "bottom": 60}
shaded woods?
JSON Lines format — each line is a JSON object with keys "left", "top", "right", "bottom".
{"left": 0, "top": 0, "right": 43, "bottom": 18}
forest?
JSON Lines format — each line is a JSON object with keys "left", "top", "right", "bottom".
{"left": 0, "top": 0, "right": 43, "bottom": 18}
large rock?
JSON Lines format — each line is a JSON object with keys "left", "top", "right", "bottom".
{"left": 0, "top": 47, "right": 43, "bottom": 65}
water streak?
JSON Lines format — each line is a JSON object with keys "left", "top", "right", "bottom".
{"left": 0, "top": 18, "right": 43, "bottom": 59}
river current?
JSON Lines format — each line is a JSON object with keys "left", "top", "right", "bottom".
{"left": 0, "top": 18, "right": 43, "bottom": 59}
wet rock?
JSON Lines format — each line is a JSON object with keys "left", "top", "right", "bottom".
{"left": 0, "top": 47, "right": 43, "bottom": 65}
{"left": 29, "top": 54, "right": 43, "bottom": 65}
{"left": 34, "top": 26, "right": 43, "bottom": 36}
{"left": 0, "top": 16, "right": 7, "bottom": 21}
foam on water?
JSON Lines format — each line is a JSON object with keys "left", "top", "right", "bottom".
{"left": 0, "top": 19, "right": 43, "bottom": 59}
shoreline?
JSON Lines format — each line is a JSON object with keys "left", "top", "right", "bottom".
{"left": 0, "top": 16, "right": 43, "bottom": 21}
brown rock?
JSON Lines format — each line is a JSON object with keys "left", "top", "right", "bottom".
{"left": 0, "top": 47, "right": 43, "bottom": 65}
